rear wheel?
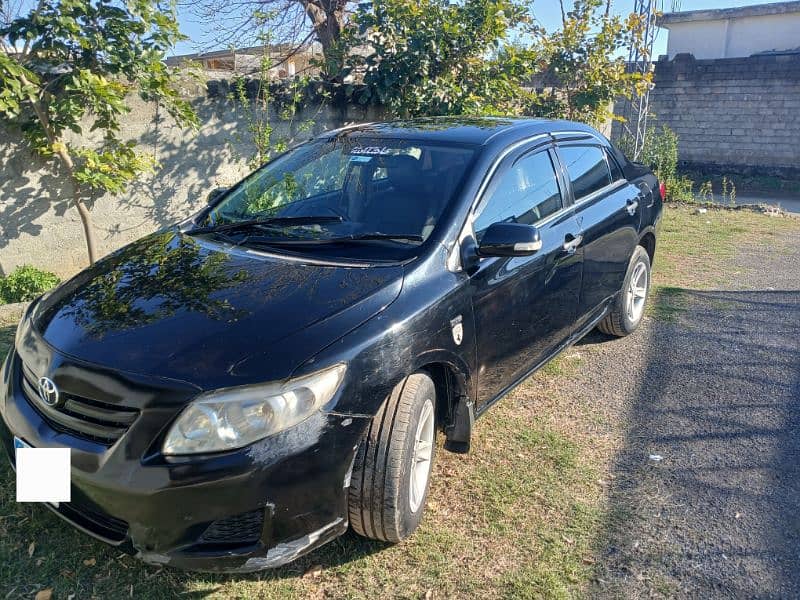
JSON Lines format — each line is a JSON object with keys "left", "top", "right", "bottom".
{"left": 598, "top": 245, "right": 651, "bottom": 337}
{"left": 348, "top": 373, "right": 436, "bottom": 542}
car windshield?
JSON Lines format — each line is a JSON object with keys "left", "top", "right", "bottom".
{"left": 200, "top": 136, "right": 477, "bottom": 260}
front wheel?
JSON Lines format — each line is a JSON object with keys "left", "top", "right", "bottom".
{"left": 348, "top": 373, "right": 436, "bottom": 542}
{"left": 598, "top": 245, "right": 651, "bottom": 337}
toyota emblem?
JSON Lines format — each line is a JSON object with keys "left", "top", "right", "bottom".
{"left": 37, "top": 376, "right": 60, "bottom": 407}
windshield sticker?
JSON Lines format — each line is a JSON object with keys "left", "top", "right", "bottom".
{"left": 349, "top": 146, "right": 394, "bottom": 156}
{"left": 348, "top": 155, "right": 373, "bottom": 163}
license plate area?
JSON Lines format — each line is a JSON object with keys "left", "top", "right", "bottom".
{"left": 14, "top": 436, "right": 69, "bottom": 506}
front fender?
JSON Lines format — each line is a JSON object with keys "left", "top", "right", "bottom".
{"left": 302, "top": 251, "right": 477, "bottom": 418}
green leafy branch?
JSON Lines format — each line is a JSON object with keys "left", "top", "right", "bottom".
{"left": 0, "top": 0, "right": 199, "bottom": 264}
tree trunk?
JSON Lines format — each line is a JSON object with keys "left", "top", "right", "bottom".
{"left": 300, "top": 0, "right": 347, "bottom": 77}
{"left": 72, "top": 195, "right": 98, "bottom": 265}
{"left": 18, "top": 71, "right": 100, "bottom": 265}
{"left": 52, "top": 145, "right": 98, "bottom": 265}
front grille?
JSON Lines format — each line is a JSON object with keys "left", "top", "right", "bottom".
{"left": 200, "top": 510, "right": 264, "bottom": 545}
{"left": 56, "top": 500, "right": 129, "bottom": 543}
{"left": 19, "top": 361, "right": 139, "bottom": 444}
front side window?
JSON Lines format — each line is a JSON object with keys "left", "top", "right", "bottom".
{"left": 473, "top": 150, "right": 563, "bottom": 239}
{"left": 204, "top": 138, "right": 476, "bottom": 259}
{"left": 559, "top": 145, "right": 612, "bottom": 199}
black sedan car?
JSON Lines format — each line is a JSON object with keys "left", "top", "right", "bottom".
{"left": 1, "top": 117, "right": 662, "bottom": 572}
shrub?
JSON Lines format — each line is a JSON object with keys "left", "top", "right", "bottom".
{"left": 695, "top": 177, "right": 737, "bottom": 206}
{"left": 638, "top": 125, "right": 678, "bottom": 184}
{"left": 665, "top": 175, "right": 695, "bottom": 203}
{"left": 620, "top": 125, "right": 695, "bottom": 202}
{"left": 0, "top": 266, "right": 60, "bottom": 304}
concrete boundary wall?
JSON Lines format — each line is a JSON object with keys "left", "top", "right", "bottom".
{"left": 0, "top": 88, "right": 382, "bottom": 276}
{"left": 613, "top": 53, "right": 800, "bottom": 178}
{"left": 5, "top": 56, "right": 799, "bottom": 276}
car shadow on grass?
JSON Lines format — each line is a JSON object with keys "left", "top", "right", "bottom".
{"left": 591, "top": 288, "right": 800, "bottom": 597}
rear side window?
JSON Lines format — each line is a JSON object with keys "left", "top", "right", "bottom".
{"left": 473, "top": 150, "right": 563, "bottom": 238}
{"left": 605, "top": 149, "right": 624, "bottom": 181}
{"left": 559, "top": 145, "right": 612, "bottom": 199}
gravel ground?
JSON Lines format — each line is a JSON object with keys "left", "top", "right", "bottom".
{"left": 565, "top": 226, "right": 800, "bottom": 597}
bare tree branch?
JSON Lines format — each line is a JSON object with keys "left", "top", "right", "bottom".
{"left": 180, "top": 0, "right": 352, "bottom": 68}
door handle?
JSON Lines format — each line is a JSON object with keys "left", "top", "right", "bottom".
{"left": 626, "top": 199, "right": 639, "bottom": 216}
{"left": 563, "top": 234, "right": 583, "bottom": 254}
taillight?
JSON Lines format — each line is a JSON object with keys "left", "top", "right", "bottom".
{"left": 659, "top": 181, "right": 667, "bottom": 200}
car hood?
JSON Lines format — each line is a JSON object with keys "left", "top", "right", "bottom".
{"left": 31, "top": 231, "right": 404, "bottom": 388}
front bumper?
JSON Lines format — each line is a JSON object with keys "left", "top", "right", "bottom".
{"left": 0, "top": 350, "right": 366, "bottom": 572}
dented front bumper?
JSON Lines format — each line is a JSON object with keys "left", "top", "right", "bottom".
{"left": 0, "top": 350, "right": 367, "bottom": 572}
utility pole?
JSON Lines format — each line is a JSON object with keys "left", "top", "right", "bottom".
{"left": 624, "top": 1, "right": 685, "bottom": 159}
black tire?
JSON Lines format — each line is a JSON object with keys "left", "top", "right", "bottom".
{"left": 348, "top": 372, "right": 437, "bottom": 542}
{"left": 598, "top": 245, "right": 651, "bottom": 337}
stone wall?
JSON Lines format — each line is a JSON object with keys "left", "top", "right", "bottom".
{"left": 613, "top": 53, "right": 800, "bottom": 178}
{"left": 0, "top": 86, "right": 382, "bottom": 277}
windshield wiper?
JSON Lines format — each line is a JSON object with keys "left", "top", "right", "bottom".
{"left": 330, "top": 233, "right": 423, "bottom": 243}
{"left": 186, "top": 215, "right": 344, "bottom": 235}
{"left": 241, "top": 233, "right": 424, "bottom": 246}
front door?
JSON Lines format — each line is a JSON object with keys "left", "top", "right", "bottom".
{"left": 468, "top": 147, "right": 583, "bottom": 409}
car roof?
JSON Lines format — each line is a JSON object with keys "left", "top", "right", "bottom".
{"left": 321, "top": 116, "right": 604, "bottom": 146}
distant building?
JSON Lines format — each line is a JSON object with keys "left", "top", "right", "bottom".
{"left": 165, "top": 43, "right": 323, "bottom": 79}
{"left": 658, "top": 1, "right": 800, "bottom": 60}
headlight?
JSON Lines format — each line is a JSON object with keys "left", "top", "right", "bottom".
{"left": 162, "top": 363, "right": 346, "bottom": 455}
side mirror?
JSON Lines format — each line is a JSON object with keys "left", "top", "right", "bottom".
{"left": 477, "top": 222, "right": 542, "bottom": 257}
{"left": 207, "top": 187, "right": 229, "bottom": 204}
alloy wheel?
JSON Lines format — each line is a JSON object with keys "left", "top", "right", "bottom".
{"left": 409, "top": 398, "right": 435, "bottom": 513}
{"left": 626, "top": 260, "right": 649, "bottom": 322}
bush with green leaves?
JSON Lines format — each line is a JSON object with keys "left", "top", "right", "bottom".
{"left": 331, "top": 0, "right": 650, "bottom": 126}
{"left": 0, "top": 266, "right": 60, "bottom": 304}
{"left": 621, "top": 124, "right": 694, "bottom": 202}
{"left": 638, "top": 125, "right": 678, "bottom": 183}
{"left": 664, "top": 175, "right": 695, "bottom": 203}
{"left": 334, "top": 0, "right": 535, "bottom": 117}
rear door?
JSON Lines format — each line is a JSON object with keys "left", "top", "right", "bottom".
{"left": 468, "top": 145, "right": 583, "bottom": 408}
{"left": 554, "top": 142, "right": 641, "bottom": 329}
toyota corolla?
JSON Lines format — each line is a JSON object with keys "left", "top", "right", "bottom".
{"left": 0, "top": 117, "right": 662, "bottom": 571}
